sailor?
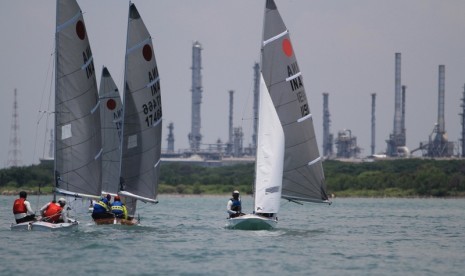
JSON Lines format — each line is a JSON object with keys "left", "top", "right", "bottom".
{"left": 92, "top": 194, "right": 115, "bottom": 220}
{"left": 111, "top": 195, "right": 128, "bottom": 219}
{"left": 227, "top": 190, "right": 243, "bottom": 218}
{"left": 40, "top": 198, "right": 68, "bottom": 223}
{"left": 12, "top": 191, "right": 36, "bottom": 224}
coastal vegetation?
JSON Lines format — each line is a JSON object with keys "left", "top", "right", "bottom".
{"left": 1, "top": 159, "right": 464, "bottom": 197}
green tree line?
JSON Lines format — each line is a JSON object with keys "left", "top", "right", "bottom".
{"left": 1, "top": 159, "right": 465, "bottom": 197}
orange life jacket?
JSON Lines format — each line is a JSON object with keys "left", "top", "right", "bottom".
{"left": 13, "top": 198, "right": 27, "bottom": 214}
{"left": 44, "top": 202, "right": 63, "bottom": 223}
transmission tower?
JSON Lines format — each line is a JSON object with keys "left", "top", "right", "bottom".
{"left": 7, "top": 89, "right": 22, "bottom": 167}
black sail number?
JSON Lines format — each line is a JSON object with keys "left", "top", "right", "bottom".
{"left": 143, "top": 95, "right": 162, "bottom": 127}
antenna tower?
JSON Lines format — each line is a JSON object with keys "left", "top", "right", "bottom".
{"left": 7, "top": 89, "right": 22, "bottom": 167}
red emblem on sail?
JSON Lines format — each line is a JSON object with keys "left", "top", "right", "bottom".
{"left": 76, "top": 20, "right": 86, "bottom": 40}
{"left": 143, "top": 44, "right": 152, "bottom": 61}
{"left": 282, "top": 39, "right": 293, "bottom": 57}
{"left": 106, "top": 99, "right": 116, "bottom": 110}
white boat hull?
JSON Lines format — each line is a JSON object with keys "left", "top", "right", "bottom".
{"left": 227, "top": 214, "right": 277, "bottom": 230}
{"left": 10, "top": 220, "right": 79, "bottom": 231}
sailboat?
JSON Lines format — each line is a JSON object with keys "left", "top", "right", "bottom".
{"left": 11, "top": 0, "right": 102, "bottom": 231}
{"left": 227, "top": 0, "right": 331, "bottom": 230}
{"left": 92, "top": 66, "right": 127, "bottom": 224}
{"left": 93, "top": 2, "right": 162, "bottom": 226}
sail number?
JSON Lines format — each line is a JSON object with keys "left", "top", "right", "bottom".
{"left": 143, "top": 95, "right": 162, "bottom": 127}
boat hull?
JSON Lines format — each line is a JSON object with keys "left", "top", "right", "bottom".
{"left": 10, "top": 220, "right": 78, "bottom": 231}
{"left": 227, "top": 214, "right": 277, "bottom": 230}
{"left": 93, "top": 217, "right": 139, "bottom": 226}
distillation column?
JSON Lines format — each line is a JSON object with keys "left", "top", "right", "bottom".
{"left": 322, "top": 93, "right": 332, "bottom": 157}
{"left": 461, "top": 85, "right": 465, "bottom": 157}
{"left": 167, "top": 122, "right": 174, "bottom": 153}
{"left": 252, "top": 62, "right": 259, "bottom": 153}
{"left": 188, "top": 41, "right": 203, "bottom": 152}
{"left": 371, "top": 93, "right": 376, "bottom": 156}
{"left": 227, "top": 90, "right": 234, "bottom": 155}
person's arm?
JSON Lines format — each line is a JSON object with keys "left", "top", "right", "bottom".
{"left": 123, "top": 205, "right": 128, "bottom": 219}
{"left": 226, "top": 200, "right": 235, "bottom": 214}
{"left": 39, "top": 202, "right": 50, "bottom": 215}
{"left": 61, "top": 207, "right": 68, "bottom": 222}
{"left": 24, "top": 200, "right": 35, "bottom": 215}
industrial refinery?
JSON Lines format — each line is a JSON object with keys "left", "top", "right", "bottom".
{"left": 8, "top": 46, "right": 465, "bottom": 168}
{"left": 159, "top": 47, "right": 464, "bottom": 164}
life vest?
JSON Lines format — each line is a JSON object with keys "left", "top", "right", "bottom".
{"left": 43, "top": 202, "right": 63, "bottom": 223}
{"left": 13, "top": 198, "right": 27, "bottom": 214}
{"left": 111, "top": 201, "right": 124, "bottom": 215}
{"left": 230, "top": 198, "right": 241, "bottom": 212}
{"left": 93, "top": 199, "right": 110, "bottom": 213}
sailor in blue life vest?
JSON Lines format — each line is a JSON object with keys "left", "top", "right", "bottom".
{"left": 227, "top": 190, "right": 244, "bottom": 218}
{"left": 111, "top": 195, "right": 128, "bottom": 220}
{"left": 91, "top": 194, "right": 115, "bottom": 220}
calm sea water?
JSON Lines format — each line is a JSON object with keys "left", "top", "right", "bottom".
{"left": 1, "top": 195, "right": 464, "bottom": 275}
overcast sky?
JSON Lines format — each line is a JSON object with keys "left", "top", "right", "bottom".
{"left": 1, "top": 0, "right": 464, "bottom": 167}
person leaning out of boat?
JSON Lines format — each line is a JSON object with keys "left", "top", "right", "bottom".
{"left": 111, "top": 195, "right": 128, "bottom": 220}
{"left": 12, "top": 191, "right": 36, "bottom": 224}
{"left": 39, "top": 198, "right": 68, "bottom": 223}
{"left": 227, "top": 190, "right": 244, "bottom": 218}
{"left": 92, "top": 194, "right": 115, "bottom": 220}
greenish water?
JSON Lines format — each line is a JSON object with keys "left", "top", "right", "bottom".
{"left": 1, "top": 195, "right": 464, "bottom": 275}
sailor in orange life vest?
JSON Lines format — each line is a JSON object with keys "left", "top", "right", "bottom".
{"left": 40, "top": 198, "right": 68, "bottom": 223}
{"left": 92, "top": 194, "right": 115, "bottom": 220}
{"left": 12, "top": 191, "right": 36, "bottom": 224}
{"left": 227, "top": 190, "right": 244, "bottom": 218}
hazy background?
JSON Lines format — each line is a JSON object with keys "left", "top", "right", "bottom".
{"left": 1, "top": 0, "right": 464, "bottom": 167}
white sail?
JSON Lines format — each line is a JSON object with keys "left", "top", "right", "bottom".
{"left": 54, "top": 0, "right": 102, "bottom": 200}
{"left": 98, "top": 67, "right": 122, "bottom": 196}
{"left": 261, "top": 0, "right": 330, "bottom": 204}
{"left": 254, "top": 75, "right": 284, "bottom": 214}
{"left": 120, "top": 3, "right": 162, "bottom": 215}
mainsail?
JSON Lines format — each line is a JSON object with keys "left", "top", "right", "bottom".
{"left": 99, "top": 67, "right": 122, "bottom": 195}
{"left": 54, "top": 0, "right": 102, "bottom": 199}
{"left": 261, "top": 0, "right": 329, "bottom": 203}
{"left": 120, "top": 3, "right": 162, "bottom": 215}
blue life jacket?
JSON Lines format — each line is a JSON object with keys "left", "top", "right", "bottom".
{"left": 230, "top": 198, "right": 241, "bottom": 212}
{"left": 93, "top": 198, "right": 110, "bottom": 214}
{"left": 111, "top": 201, "right": 124, "bottom": 215}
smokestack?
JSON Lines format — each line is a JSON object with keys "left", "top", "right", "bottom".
{"left": 401, "top": 85, "right": 406, "bottom": 138}
{"left": 322, "top": 93, "right": 330, "bottom": 156}
{"left": 371, "top": 93, "right": 376, "bottom": 155}
{"left": 252, "top": 63, "right": 259, "bottom": 151}
{"left": 393, "top": 53, "right": 402, "bottom": 136}
{"left": 438, "top": 65, "right": 445, "bottom": 134}
{"left": 188, "top": 41, "right": 203, "bottom": 152}
{"left": 229, "top": 90, "right": 234, "bottom": 144}
{"left": 461, "top": 84, "right": 465, "bottom": 158}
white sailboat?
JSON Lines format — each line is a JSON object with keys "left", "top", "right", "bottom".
{"left": 227, "top": 0, "right": 331, "bottom": 230}
{"left": 11, "top": 0, "right": 102, "bottom": 231}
